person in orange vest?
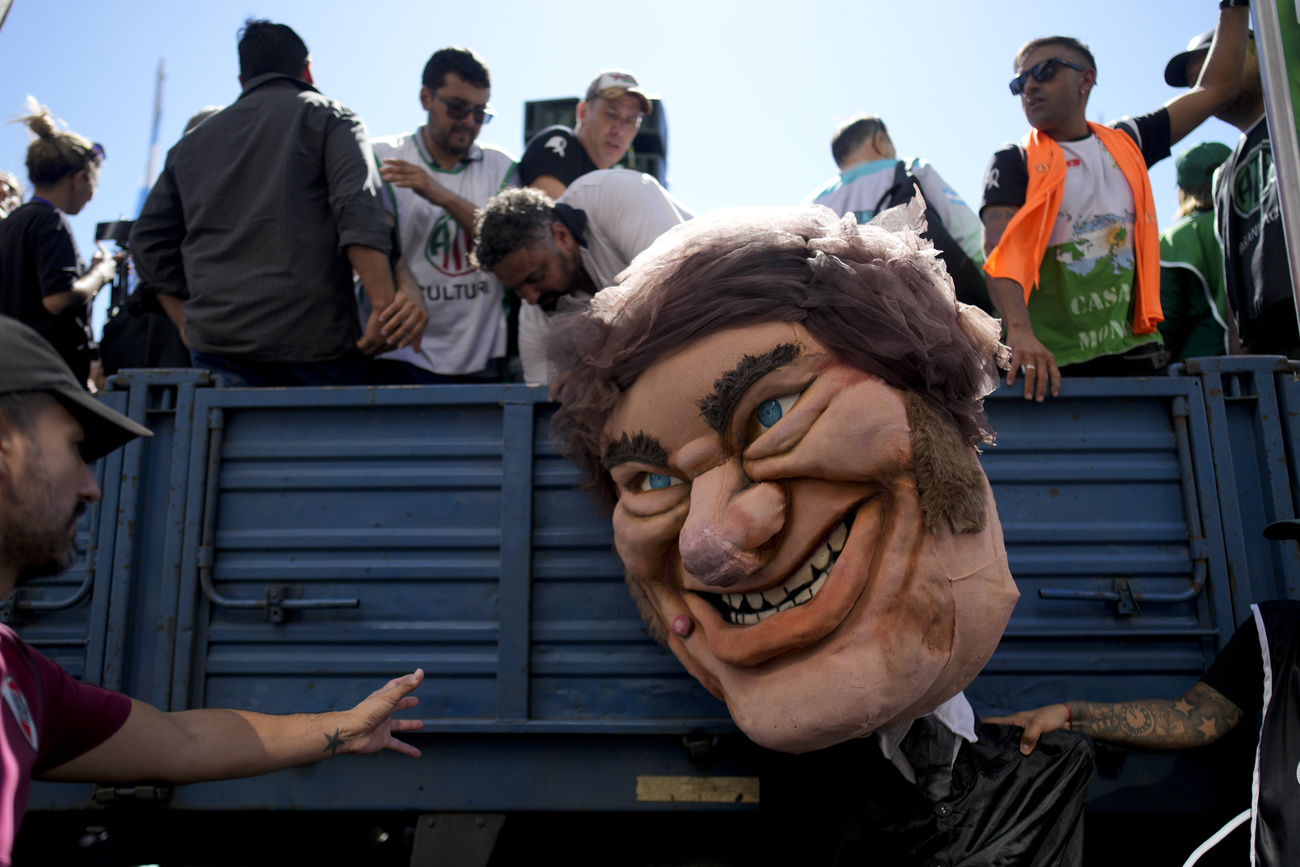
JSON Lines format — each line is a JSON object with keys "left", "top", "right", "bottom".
{"left": 978, "top": 2, "right": 1250, "bottom": 402}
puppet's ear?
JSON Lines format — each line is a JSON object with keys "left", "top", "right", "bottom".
{"left": 904, "top": 391, "right": 988, "bottom": 536}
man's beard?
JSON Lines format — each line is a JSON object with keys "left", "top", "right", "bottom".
{"left": 0, "top": 456, "right": 84, "bottom": 586}
{"left": 538, "top": 246, "right": 586, "bottom": 312}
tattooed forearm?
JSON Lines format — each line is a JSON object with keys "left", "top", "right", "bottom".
{"left": 322, "top": 728, "right": 345, "bottom": 756}
{"left": 1074, "top": 683, "right": 1245, "bottom": 750}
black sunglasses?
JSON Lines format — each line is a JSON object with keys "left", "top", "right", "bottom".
{"left": 433, "top": 92, "right": 495, "bottom": 124}
{"left": 1009, "top": 58, "right": 1089, "bottom": 96}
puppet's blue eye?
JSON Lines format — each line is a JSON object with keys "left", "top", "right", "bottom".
{"left": 639, "top": 473, "right": 681, "bottom": 492}
{"left": 756, "top": 399, "right": 783, "bottom": 428}
{"left": 756, "top": 393, "right": 801, "bottom": 433}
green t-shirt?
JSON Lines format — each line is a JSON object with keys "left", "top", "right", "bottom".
{"left": 1025, "top": 134, "right": 1157, "bottom": 367}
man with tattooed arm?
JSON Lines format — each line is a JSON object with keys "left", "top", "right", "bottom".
{"left": 988, "top": 561, "right": 1300, "bottom": 864}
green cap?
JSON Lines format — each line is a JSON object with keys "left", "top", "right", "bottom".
{"left": 0, "top": 315, "right": 151, "bottom": 461}
{"left": 1176, "top": 141, "right": 1232, "bottom": 188}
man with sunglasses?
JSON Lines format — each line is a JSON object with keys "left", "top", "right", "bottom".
{"left": 133, "top": 20, "right": 424, "bottom": 387}
{"left": 979, "top": 3, "right": 1250, "bottom": 402}
{"left": 1167, "top": 27, "right": 1297, "bottom": 359}
{"left": 519, "top": 71, "right": 653, "bottom": 200}
{"left": 366, "top": 46, "right": 518, "bottom": 384}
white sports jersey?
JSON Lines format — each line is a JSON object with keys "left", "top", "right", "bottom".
{"left": 518, "top": 170, "right": 693, "bottom": 385}
{"left": 368, "top": 132, "right": 517, "bottom": 375}
{"left": 804, "top": 157, "right": 983, "bottom": 261}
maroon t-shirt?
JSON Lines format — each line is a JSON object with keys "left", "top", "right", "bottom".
{"left": 0, "top": 624, "right": 131, "bottom": 865}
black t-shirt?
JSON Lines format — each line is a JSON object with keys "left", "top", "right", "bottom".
{"left": 1214, "top": 117, "right": 1296, "bottom": 352}
{"left": 518, "top": 126, "right": 599, "bottom": 189}
{"left": 979, "top": 109, "right": 1173, "bottom": 217}
{"left": 1200, "top": 613, "right": 1265, "bottom": 716}
{"left": 0, "top": 200, "right": 93, "bottom": 381}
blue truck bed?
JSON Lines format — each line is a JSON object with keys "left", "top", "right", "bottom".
{"left": 9, "top": 360, "right": 1298, "bottom": 825}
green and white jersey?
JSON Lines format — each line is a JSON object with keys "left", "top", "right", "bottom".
{"left": 369, "top": 131, "right": 517, "bottom": 375}
{"left": 1027, "top": 133, "right": 1154, "bottom": 367}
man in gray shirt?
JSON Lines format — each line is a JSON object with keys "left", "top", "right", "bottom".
{"left": 132, "top": 19, "right": 424, "bottom": 386}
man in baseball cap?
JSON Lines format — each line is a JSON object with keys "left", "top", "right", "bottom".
{"left": 518, "top": 69, "right": 655, "bottom": 200}
{"left": 0, "top": 314, "right": 152, "bottom": 462}
{"left": 0, "top": 314, "right": 423, "bottom": 862}
{"left": 1165, "top": 21, "right": 1297, "bottom": 358}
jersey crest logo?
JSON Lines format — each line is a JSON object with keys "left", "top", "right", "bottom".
{"left": 985, "top": 168, "right": 1000, "bottom": 190}
{"left": 1232, "top": 142, "right": 1275, "bottom": 219}
{"left": 425, "top": 213, "right": 476, "bottom": 277}
{"left": 544, "top": 136, "right": 568, "bottom": 158}
{"left": 2, "top": 675, "right": 37, "bottom": 750}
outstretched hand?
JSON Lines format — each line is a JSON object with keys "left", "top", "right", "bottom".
{"left": 341, "top": 669, "right": 425, "bottom": 758}
{"left": 984, "top": 703, "right": 1070, "bottom": 755}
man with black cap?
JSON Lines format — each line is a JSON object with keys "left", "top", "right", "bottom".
{"left": 990, "top": 516, "right": 1300, "bottom": 865}
{"left": 518, "top": 70, "right": 654, "bottom": 200}
{"left": 0, "top": 315, "right": 424, "bottom": 862}
{"left": 1166, "top": 25, "right": 1297, "bottom": 358}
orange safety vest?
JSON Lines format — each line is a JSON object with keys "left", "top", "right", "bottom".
{"left": 984, "top": 123, "right": 1163, "bottom": 334}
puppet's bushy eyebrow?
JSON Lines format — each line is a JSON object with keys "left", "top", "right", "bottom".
{"left": 602, "top": 431, "right": 669, "bottom": 470}
{"left": 697, "top": 342, "right": 800, "bottom": 435}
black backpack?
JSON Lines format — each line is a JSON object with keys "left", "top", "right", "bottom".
{"left": 873, "top": 161, "right": 992, "bottom": 312}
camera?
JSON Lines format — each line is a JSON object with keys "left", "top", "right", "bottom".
{"left": 95, "top": 219, "right": 135, "bottom": 250}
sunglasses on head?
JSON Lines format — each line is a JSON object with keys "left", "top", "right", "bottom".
{"left": 89, "top": 142, "right": 106, "bottom": 164}
{"left": 1009, "top": 57, "right": 1089, "bottom": 96}
{"left": 433, "top": 92, "right": 495, "bottom": 124}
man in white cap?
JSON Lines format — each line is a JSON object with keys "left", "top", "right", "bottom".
{"left": 519, "top": 70, "right": 653, "bottom": 200}
{"left": 0, "top": 315, "right": 424, "bottom": 862}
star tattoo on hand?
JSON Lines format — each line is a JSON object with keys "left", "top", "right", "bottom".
{"left": 322, "top": 728, "right": 345, "bottom": 756}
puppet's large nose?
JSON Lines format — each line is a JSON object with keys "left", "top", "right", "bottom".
{"left": 679, "top": 458, "right": 786, "bottom": 588}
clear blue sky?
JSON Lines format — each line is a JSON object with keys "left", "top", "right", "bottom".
{"left": 0, "top": 0, "right": 1240, "bottom": 334}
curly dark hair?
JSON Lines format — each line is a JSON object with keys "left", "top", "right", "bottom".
{"left": 549, "top": 203, "right": 1009, "bottom": 510}
{"left": 470, "top": 186, "right": 558, "bottom": 272}
{"left": 422, "top": 46, "right": 491, "bottom": 91}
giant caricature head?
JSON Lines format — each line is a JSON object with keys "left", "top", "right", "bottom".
{"left": 551, "top": 203, "right": 1019, "bottom": 754}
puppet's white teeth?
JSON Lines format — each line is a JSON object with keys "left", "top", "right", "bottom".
{"left": 710, "top": 515, "right": 853, "bottom": 625}
{"left": 828, "top": 523, "right": 848, "bottom": 553}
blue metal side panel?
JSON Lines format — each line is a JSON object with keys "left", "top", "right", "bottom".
{"left": 103, "top": 370, "right": 208, "bottom": 708}
{"left": 970, "top": 377, "right": 1239, "bottom": 812}
{"left": 21, "top": 366, "right": 1264, "bottom": 815}
{"left": 1185, "top": 356, "right": 1299, "bottom": 607}
{"left": 1270, "top": 368, "right": 1300, "bottom": 600}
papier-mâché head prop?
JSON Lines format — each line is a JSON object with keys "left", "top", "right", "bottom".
{"left": 551, "top": 203, "right": 1019, "bottom": 754}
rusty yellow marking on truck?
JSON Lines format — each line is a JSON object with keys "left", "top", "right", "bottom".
{"left": 635, "top": 776, "right": 760, "bottom": 803}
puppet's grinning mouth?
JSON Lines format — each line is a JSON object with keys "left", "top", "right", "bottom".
{"left": 701, "top": 513, "right": 854, "bottom": 626}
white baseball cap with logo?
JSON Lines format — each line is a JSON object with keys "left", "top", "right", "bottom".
{"left": 584, "top": 70, "right": 654, "bottom": 115}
